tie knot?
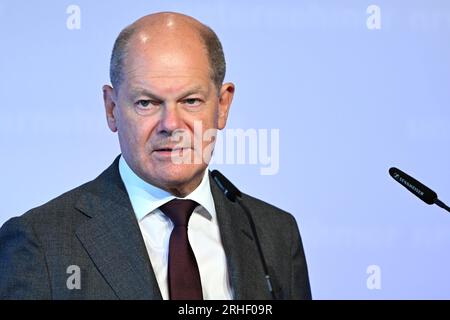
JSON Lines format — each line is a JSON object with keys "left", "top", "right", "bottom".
{"left": 160, "top": 199, "right": 198, "bottom": 226}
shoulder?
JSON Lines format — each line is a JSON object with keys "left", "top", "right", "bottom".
{"left": 1, "top": 157, "right": 121, "bottom": 234}
{"left": 239, "top": 192, "right": 299, "bottom": 230}
{"left": 0, "top": 180, "right": 96, "bottom": 299}
{"left": 0, "top": 181, "right": 93, "bottom": 241}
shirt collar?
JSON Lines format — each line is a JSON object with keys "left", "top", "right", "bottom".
{"left": 118, "top": 155, "right": 216, "bottom": 222}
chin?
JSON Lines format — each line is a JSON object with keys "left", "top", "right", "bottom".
{"left": 165, "top": 165, "right": 202, "bottom": 182}
{"left": 146, "top": 163, "right": 205, "bottom": 188}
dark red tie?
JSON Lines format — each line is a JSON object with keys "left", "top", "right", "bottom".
{"left": 159, "top": 199, "right": 203, "bottom": 300}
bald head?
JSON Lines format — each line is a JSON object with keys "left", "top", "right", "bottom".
{"left": 109, "top": 12, "right": 226, "bottom": 92}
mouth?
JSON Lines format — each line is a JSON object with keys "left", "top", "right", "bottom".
{"left": 154, "top": 147, "right": 188, "bottom": 152}
{"left": 155, "top": 148, "right": 174, "bottom": 152}
{"left": 152, "top": 147, "right": 192, "bottom": 157}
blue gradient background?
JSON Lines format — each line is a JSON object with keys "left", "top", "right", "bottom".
{"left": 1, "top": 0, "right": 449, "bottom": 299}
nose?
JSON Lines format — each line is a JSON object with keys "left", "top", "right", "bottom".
{"left": 157, "top": 103, "right": 183, "bottom": 135}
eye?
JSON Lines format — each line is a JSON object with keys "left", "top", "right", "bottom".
{"left": 182, "top": 98, "right": 202, "bottom": 107}
{"left": 135, "top": 100, "right": 159, "bottom": 108}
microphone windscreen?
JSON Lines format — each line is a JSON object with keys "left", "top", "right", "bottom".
{"left": 389, "top": 167, "right": 437, "bottom": 205}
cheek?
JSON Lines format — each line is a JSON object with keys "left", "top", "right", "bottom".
{"left": 116, "top": 113, "right": 151, "bottom": 153}
{"left": 199, "top": 106, "right": 220, "bottom": 129}
{"left": 196, "top": 116, "right": 219, "bottom": 152}
{"left": 189, "top": 113, "right": 216, "bottom": 141}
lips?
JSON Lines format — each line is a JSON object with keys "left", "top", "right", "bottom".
{"left": 152, "top": 146, "right": 193, "bottom": 156}
{"left": 152, "top": 146, "right": 192, "bottom": 160}
{"left": 154, "top": 147, "right": 187, "bottom": 152}
{"left": 155, "top": 148, "right": 174, "bottom": 152}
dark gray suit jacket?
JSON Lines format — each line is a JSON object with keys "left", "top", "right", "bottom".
{"left": 0, "top": 157, "right": 311, "bottom": 299}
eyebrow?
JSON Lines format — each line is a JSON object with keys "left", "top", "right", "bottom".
{"left": 181, "top": 86, "right": 209, "bottom": 98}
{"left": 128, "top": 88, "right": 164, "bottom": 101}
{"left": 128, "top": 86, "right": 209, "bottom": 101}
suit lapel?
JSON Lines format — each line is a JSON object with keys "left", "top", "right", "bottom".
{"left": 72, "top": 159, "right": 270, "bottom": 299}
{"left": 209, "top": 173, "right": 271, "bottom": 300}
{"left": 74, "top": 157, "right": 162, "bottom": 300}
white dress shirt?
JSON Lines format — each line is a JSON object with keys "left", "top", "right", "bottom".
{"left": 118, "top": 156, "right": 233, "bottom": 300}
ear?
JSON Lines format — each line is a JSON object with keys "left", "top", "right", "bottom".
{"left": 217, "top": 82, "right": 235, "bottom": 130}
{"left": 103, "top": 85, "right": 118, "bottom": 132}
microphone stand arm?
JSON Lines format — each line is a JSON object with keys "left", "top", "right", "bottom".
{"left": 235, "top": 196, "right": 277, "bottom": 300}
{"left": 435, "top": 199, "right": 450, "bottom": 213}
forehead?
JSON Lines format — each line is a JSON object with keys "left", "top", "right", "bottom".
{"left": 123, "top": 30, "right": 211, "bottom": 80}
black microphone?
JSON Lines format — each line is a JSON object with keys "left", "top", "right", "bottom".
{"left": 389, "top": 167, "right": 450, "bottom": 213}
{"left": 210, "top": 170, "right": 276, "bottom": 300}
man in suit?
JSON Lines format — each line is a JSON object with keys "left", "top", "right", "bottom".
{"left": 0, "top": 12, "right": 311, "bottom": 300}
